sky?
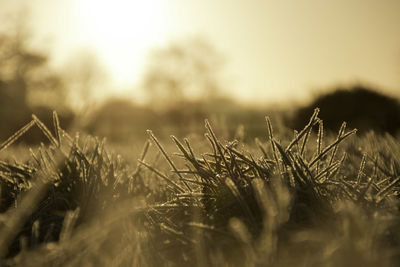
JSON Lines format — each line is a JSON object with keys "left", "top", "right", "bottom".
{"left": 2, "top": 0, "right": 400, "bottom": 105}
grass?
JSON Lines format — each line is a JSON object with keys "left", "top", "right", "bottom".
{"left": 0, "top": 109, "right": 399, "bottom": 266}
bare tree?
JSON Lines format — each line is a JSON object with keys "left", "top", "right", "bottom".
{"left": 141, "top": 37, "right": 225, "bottom": 108}
{"left": 0, "top": 13, "right": 71, "bottom": 141}
{"left": 0, "top": 16, "right": 67, "bottom": 110}
{"left": 62, "top": 50, "right": 110, "bottom": 111}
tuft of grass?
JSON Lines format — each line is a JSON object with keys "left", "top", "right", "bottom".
{"left": 0, "top": 109, "right": 400, "bottom": 266}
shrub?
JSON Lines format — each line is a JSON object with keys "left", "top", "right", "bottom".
{"left": 84, "top": 98, "right": 160, "bottom": 142}
{"left": 291, "top": 85, "right": 400, "bottom": 135}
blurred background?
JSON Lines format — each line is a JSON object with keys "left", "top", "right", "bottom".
{"left": 0, "top": 0, "right": 399, "bottom": 145}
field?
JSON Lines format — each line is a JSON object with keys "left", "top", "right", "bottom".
{"left": 0, "top": 109, "right": 400, "bottom": 267}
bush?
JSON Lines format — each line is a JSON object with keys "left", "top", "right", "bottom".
{"left": 291, "top": 85, "right": 400, "bottom": 135}
{"left": 84, "top": 98, "right": 160, "bottom": 142}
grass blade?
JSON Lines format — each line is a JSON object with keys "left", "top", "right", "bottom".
{"left": 0, "top": 120, "right": 35, "bottom": 152}
{"left": 147, "top": 130, "right": 191, "bottom": 192}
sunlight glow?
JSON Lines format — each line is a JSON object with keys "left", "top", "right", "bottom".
{"left": 77, "top": 0, "right": 169, "bottom": 86}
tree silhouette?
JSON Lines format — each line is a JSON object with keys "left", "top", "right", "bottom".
{"left": 62, "top": 50, "right": 109, "bottom": 112}
{"left": 0, "top": 21, "right": 71, "bottom": 142}
{"left": 141, "top": 37, "right": 225, "bottom": 108}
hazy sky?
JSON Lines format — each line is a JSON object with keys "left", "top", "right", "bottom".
{"left": 2, "top": 0, "right": 400, "bottom": 104}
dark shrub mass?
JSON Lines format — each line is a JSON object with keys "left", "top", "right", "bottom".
{"left": 291, "top": 85, "right": 400, "bottom": 135}
{"left": 84, "top": 98, "right": 161, "bottom": 142}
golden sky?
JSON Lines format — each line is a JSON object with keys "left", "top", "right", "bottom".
{"left": 2, "top": 0, "right": 400, "bottom": 104}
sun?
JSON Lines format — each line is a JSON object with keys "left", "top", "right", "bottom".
{"left": 77, "top": 0, "right": 168, "bottom": 86}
